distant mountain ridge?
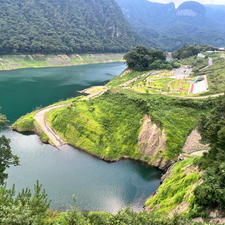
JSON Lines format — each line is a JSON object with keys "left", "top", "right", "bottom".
{"left": 115, "top": 0, "right": 225, "bottom": 50}
{"left": 0, "top": 0, "right": 153, "bottom": 55}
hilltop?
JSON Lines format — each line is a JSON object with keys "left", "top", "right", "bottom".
{"left": 115, "top": 0, "right": 225, "bottom": 50}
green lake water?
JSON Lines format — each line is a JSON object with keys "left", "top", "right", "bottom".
{"left": 0, "top": 62, "right": 162, "bottom": 212}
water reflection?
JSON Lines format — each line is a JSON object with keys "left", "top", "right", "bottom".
{"left": 4, "top": 129, "right": 161, "bottom": 212}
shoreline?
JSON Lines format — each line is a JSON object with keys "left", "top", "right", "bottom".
{"left": 11, "top": 126, "right": 165, "bottom": 172}
{"left": 11, "top": 125, "right": 164, "bottom": 212}
{"left": 0, "top": 53, "right": 125, "bottom": 72}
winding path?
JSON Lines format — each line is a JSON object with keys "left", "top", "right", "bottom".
{"left": 161, "top": 92, "right": 224, "bottom": 99}
{"left": 34, "top": 104, "right": 68, "bottom": 148}
{"left": 199, "top": 57, "right": 213, "bottom": 71}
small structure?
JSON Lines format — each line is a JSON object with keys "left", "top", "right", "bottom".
{"left": 218, "top": 48, "right": 225, "bottom": 51}
{"left": 188, "top": 75, "right": 208, "bottom": 95}
{"left": 197, "top": 53, "right": 205, "bottom": 58}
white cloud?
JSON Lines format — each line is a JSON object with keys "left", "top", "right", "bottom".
{"left": 147, "top": 0, "right": 225, "bottom": 7}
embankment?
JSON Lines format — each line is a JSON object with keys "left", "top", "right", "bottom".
{"left": 0, "top": 53, "right": 124, "bottom": 71}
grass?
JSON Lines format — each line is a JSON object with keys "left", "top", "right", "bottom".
{"left": 169, "top": 80, "right": 191, "bottom": 96}
{"left": 12, "top": 111, "right": 50, "bottom": 143}
{"left": 46, "top": 90, "right": 209, "bottom": 162}
{"left": 106, "top": 70, "right": 146, "bottom": 88}
{"left": 145, "top": 157, "right": 201, "bottom": 215}
{"left": 0, "top": 53, "right": 124, "bottom": 71}
{"left": 196, "top": 56, "right": 225, "bottom": 95}
{"left": 179, "top": 56, "right": 208, "bottom": 73}
{"left": 48, "top": 92, "right": 144, "bottom": 160}
{"left": 13, "top": 88, "right": 210, "bottom": 163}
{"left": 121, "top": 90, "right": 209, "bottom": 160}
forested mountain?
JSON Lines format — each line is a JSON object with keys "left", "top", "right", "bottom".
{"left": 115, "top": 0, "right": 225, "bottom": 51}
{"left": 0, "top": 0, "right": 152, "bottom": 54}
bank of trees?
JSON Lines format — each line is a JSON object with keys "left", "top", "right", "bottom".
{"left": 192, "top": 96, "right": 225, "bottom": 216}
{"left": 0, "top": 0, "right": 149, "bottom": 55}
{"left": 124, "top": 46, "right": 178, "bottom": 71}
{"left": 0, "top": 113, "right": 18, "bottom": 184}
{"left": 172, "top": 45, "right": 214, "bottom": 59}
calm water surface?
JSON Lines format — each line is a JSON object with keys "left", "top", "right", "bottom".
{"left": 0, "top": 63, "right": 162, "bottom": 212}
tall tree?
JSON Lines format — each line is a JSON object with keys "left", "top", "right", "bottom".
{"left": 0, "top": 112, "right": 19, "bottom": 184}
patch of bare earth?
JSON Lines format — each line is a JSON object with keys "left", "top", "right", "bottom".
{"left": 120, "top": 69, "right": 131, "bottom": 77}
{"left": 46, "top": 55, "right": 71, "bottom": 65}
{"left": 209, "top": 209, "right": 225, "bottom": 224}
{"left": 138, "top": 115, "right": 171, "bottom": 170}
{"left": 179, "top": 129, "right": 210, "bottom": 160}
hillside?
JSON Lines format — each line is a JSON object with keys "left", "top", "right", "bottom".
{"left": 115, "top": 0, "right": 225, "bottom": 50}
{"left": 0, "top": 0, "right": 152, "bottom": 55}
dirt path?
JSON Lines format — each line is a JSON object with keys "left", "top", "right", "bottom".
{"left": 161, "top": 92, "right": 224, "bottom": 99}
{"left": 200, "top": 57, "right": 213, "bottom": 71}
{"left": 34, "top": 104, "right": 68, "bottom": 148}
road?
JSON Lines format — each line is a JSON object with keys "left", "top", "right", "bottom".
{"left": 200, "top": 57, "right": 213, "bottom": 71}
{"left": 161, "top": 92, "right": 224, "bottom": 99}
{"left": 34, "top": 104, "right": 68, "bottom": 147}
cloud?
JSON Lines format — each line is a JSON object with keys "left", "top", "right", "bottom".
{"left": 147, "top": 0, "right": 225, "bottom": 7}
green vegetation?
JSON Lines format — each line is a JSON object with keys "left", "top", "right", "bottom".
{"left": 0, "top": 189, "right": 211, "bottom": 225}
{"left": 116, "top": 0, "right": 225, "bottom": 51}
{"left": 12, "top": 111, "right": 49, "bottom": 143}
{"left": 0, "top": 0, "right": 151, "bottom": 55}
{"left": 0, "top": 182, "right": 50, "bottom": 225}
{"left": 2, "top": 104, "right": 213, "bottom": 224}
{"left": 106, "top": 70, "right": 144, "bottom": 88}
{"left": 145, "top": 157, "right": 201, "bottom": 215}
{"left": 191, "top": 96, "right": 225, "bottom": 217}
{"left": 179, "top": 56, "right": 209, "bottom": 73}
{"left": 45, "top": 90, "right": 210, "bottom": 162}
{"left": 173, "top": 45, "right": 214, "bottom": 59}
{"left": 124, "top": 46, "right": 178, "bottom": 71}
{"left": 48, "top": 92, "right": 144, "bottom": 160}
{"left": 0, "top": 53, "right": 124, "bottom": 71}
{"left": 197, "top": 56, "right": 225, "bottom": 94}
{"left": 0, "top": 112, "right": 19, "bottom": 184}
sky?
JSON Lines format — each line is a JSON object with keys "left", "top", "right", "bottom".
{"left": 147, "top": 0, "right": 225, "bottom": 7}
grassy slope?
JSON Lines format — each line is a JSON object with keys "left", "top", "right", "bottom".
{"left": 48, "top": 92, "right": 144, "bottom": 160}
{"left": 0, "top": 53, "right": 124, "bottom": 71}
{"left": 197, "top": 56, "right": 225, "bottom": 95}
{"left": 179, "top": 56, "right": 208, "bottom": 73}
{"left": 12, "top": 111, "right": 49, "bottom": 143}
{"left": 145, "top": 157, "right": 201, "bottom": 215}
{"left": 45, "top": 90, "right": 207, "bottom": 162}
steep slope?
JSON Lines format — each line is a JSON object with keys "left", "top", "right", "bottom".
{"left": 0, "top": 0, "right": 151, "bottom": 54}
{"left": 116, "top": 0, "right": 225, "bottom": 50}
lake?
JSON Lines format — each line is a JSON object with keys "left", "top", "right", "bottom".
{"left": 0, "top": 63, "right": 162, "bottom": 212}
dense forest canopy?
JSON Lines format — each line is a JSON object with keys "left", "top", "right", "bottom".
{"left": 116, "top": 0, "right": 225, "bottom": 51}
{"left": 0, "top": 0, "right": 153, "bottom": 54}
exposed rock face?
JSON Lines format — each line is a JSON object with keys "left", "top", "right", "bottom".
{"left": 138, "top": 115, "right": 171, "bottom": 170}
{"left": 179, "top": 129, "right": 210, "bottom": 159}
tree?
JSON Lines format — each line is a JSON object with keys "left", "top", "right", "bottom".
{"left": 0, "top": 112, "right": 19, "bottom": 184}
{"left": 124, "top": 46, "right": 169, "bottom": 71}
